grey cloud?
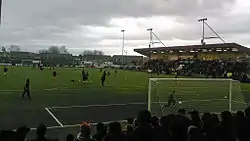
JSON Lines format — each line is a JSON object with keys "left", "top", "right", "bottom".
{"left": 0, "top": 0, "right": 247, "bottom": 55}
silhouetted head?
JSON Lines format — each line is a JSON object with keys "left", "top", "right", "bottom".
{"left": 66, "top": 134, "right": 74, "bottom": 141}
{"left": 16, "top": 126, "right": 30, "bottom": 140}
{"left": 80, "top": 122, "right": 91, "bottom": 137}
{"left": 96, "top": 122, "right": 105, "bottom": 132}
{"left": 108, "top": 122, "right": 122, "bottom": 134}
{"left": 236, "top": 111, "right": 244, "bottom": 117}
{"left": 245, "top": 107, "right": 250, "bottom": 119}
{"left": 178, "top": 109, "right": 186, "bottom": 115}
{"left": 137, "top": 109, "right": 152, "bottom": 125}
{"left": 36, "top": 124, "right": 47, "bottom": 137}
{"left": 221, "top": 111, "right": 232, "bottom": 122}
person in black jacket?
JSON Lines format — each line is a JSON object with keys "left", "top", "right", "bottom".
{"left": 22, "top": 78, "right": 31, "bottom": 99}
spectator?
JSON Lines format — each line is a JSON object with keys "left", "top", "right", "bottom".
{"left": 188, "top": 126, "right": 203, "bottom": 141}
{"left": 189, "top": 110, "right": 201, "bottom": 129}
{"left": 151, "top": 116, "right": 160, "bottom": 131}
{"left": 245, "top": 107, "right": 250, "bottom": 120}
{"left": 235, "top": 111, "right": 249, "bottom": 141}
{"left": 93, "top": 122, "right": 107, "bottom": 141}
{"left": 158, "top": 115, "right": 172, "bottom": 141}
{"left": 169, "top": 114, "right": 189, "bottom": 141}
{"left": 76, "top": 122, "right": 95, "bottom": 141}
{"left": 66, "top": 134, "right": 74, "bottom": 141}
{"left": 31, "top": 124, "right": 49, "bottom": 141}
{"left": 16, "top": 126, "right": 30, "bottom": 141}
{"left": 0, "top": 130, "right": 17, "bottom": 141}
{"left": 125, "top": 125, "right": 133, "bottom": 141}
{"left": 132, "top": 109, "right": 158, "bottom": 141}
{"left": 216, "top": 111, "right": 236, "bottom": 141}
{"left": 178, "top": 108, "right": 186, "bottom": 116}
{"left": 103, "top": 122, "right": 125, "bottom": 141}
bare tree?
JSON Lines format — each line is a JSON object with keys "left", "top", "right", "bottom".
{"left": 9, "top": 45, "right": 21, "bottom": 52}
{"left": 38, "top": 49, "right": 49, "bottom": 54}
{"left": 48, "top": 46, "right": 60, "bottom": 54}
{"left": 1, "top": 46, "right": 6, "bottom": 52}
{"left": 59, "top": 46, "right": 69, "bottom": 54}
{"left": 81, "top": 50, "right": 104, "bottom": 55}
{"left": 39, "top": 46, "right": 69, "bottom": 54}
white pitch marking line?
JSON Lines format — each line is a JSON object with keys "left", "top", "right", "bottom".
{"left": 48, "top": 99, "right": 227, "bottom": 110}
{"left": 48, "top": 102, "right": 146, "bottom": 109}
{"left": 45, "top": 107, "right": 64, "bottom": 127}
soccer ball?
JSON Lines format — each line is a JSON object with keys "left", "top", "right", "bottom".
{"left": 224, "top": 96, "right": 228, "bottom": 99}
{"left": 178, "top": 101, "right": 182, "bottom": 104}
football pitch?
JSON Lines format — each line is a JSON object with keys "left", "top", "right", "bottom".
{"left": 0, "top": 66, "right": 250, "bottom": 138}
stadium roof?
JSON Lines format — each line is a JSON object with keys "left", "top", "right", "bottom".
{"left": 134, "top": 43, "right": 250, "bottom": 56}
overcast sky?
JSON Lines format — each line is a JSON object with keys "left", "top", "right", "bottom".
{"left": 1, "top": 0, "right": 250, "bottom": 55}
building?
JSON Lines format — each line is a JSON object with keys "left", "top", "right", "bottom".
{"left": 81, "top": 55, "right": 112, "bottom": 62}
{"left": 39, "top": 53, "right": 73, "bottom": 66}
{"left": 112, "top": 55, "right": 143, "bottom": 65}
{"left": 134, "top": 43, "right": 250, "bottom": 61}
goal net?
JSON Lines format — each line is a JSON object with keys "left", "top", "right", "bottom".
{"left": 148, "top": 78, "right": 246, "bottom": 117}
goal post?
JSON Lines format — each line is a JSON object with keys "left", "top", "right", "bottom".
{"left": 148, "top": 78, "right": 245, "bottom": 116}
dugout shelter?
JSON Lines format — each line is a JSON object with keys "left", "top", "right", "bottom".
{"left": 134, "top": 43, "right": 250, "bottom": 61}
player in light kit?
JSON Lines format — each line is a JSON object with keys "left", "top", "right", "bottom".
{"left": 167, "top": 90, "right": 176, "bottom": 107}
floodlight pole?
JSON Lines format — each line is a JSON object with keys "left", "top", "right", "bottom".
{"left": 124, "top": 50, "right": 127, "bottom": 65}
{"left": 198, "top": 18, "right": 225, "bottom": 44}
{"left": 121, "top": 30, "right": 125, "bottom": 66}
{"left": 147, "top": 28, "right": 153, "bottom": 48}
{"left": 147, "top": 28, "right": 153, "bottom": 60}
{"left": 198, "top": 18, "right": 207, "bottom": 45}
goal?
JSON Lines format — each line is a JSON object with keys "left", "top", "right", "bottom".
{"left": 148, "top": 78, "right": 245, "bottom": 116}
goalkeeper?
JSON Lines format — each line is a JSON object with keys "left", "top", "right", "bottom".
{"left": 167, "top": 90, "right": 176, "bottom": 107}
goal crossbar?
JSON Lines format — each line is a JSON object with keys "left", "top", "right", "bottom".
{"left": 149, "top": 78, "right": 234, "bottom": 81}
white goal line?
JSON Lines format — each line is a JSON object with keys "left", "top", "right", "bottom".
{"left": 48, "top": 99, "right": 230, "bottom": 110}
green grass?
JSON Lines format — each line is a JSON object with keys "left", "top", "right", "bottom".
{"left": 0, "top": 66, "right": 250, "bottom": 140}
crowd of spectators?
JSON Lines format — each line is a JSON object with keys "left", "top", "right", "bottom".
{"left": 2, "top": 108, "right": 250, "bottom": 141}
{"left": 146, "top": 59, "right": 250, "bottom": 82}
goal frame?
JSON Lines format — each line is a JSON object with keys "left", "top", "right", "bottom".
{"left": 148, "top": 78, "right": 234, "bottom": 113}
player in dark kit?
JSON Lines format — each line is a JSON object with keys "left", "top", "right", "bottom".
{"left": 53, "top": 70, "right": 57, "bottom": 77}
{"left": 4, "top": 66, "right": 8, "bottom": 76}
{"left": 167, "top": 90, "right": 176, "bottom": 107}
{"left": 82, "top": 69, "right": 88, "bottom": 82}
{"left": 22, "top": 78, "right": 31, "bottom": 99}
{"left": 101, "top": 71, "right": 107, "bottom": 86}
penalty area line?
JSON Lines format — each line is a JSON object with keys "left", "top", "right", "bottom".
{"left": 45, "top": 107, "right": 64, "bottom": 127}
{"left": 48, "top": 102, "right": 146, "bottom": 110}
